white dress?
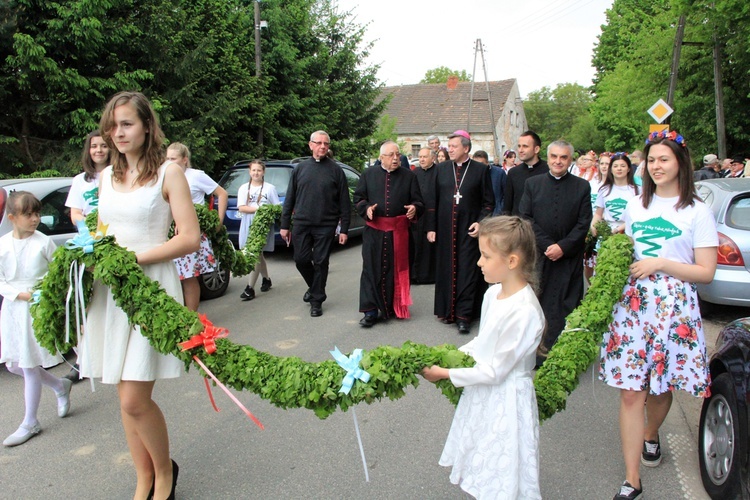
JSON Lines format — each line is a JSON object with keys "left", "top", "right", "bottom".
{"left": 440, "top": 284, "right": 545, "bottom": 500}
{"left": 0, "top": 231, "right": 62, "bottom": 368}
{"left": 79, "top": 164, "right": 183, "bottom": 384}
{"left": 237, "top": 181, "right": 280, "bottom": 251}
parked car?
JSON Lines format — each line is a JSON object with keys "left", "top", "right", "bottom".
{"left": 695, "top": 178, "right": 750, "bottom": 308}
{"left": 699, "top": 317, "right": 750, "bottom": 499}
{"left": 218, "top": 157, "right": 366, "bottom": 248}
{"left": 0, "top": 177, "right": 227, "bottom": 300}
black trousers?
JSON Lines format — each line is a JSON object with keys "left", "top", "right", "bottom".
{"left": 291, "top": 224, "right": 337, "bottom": 305}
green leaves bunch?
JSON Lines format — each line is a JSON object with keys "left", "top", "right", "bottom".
{"left": 534, "top": 233, "right": 633, "bottom": 420}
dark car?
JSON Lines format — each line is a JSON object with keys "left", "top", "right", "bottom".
{"left": 218, "top": 157, "right": 365, "bottom": 248}
{"left": 699, "top": 317, "right": 750, "bottom": 499}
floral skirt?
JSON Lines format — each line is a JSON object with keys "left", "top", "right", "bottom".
{"left": 174, "top": 233, "right": 216, "bottom": 280}
{"left": 599, "top": 273, "right": 710, "bottom": 397}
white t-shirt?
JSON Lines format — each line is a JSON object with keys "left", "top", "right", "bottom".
{"left": 184, "top": 168, "right": 219, "bottom": 205}
{"left": 237, "top": 181, "right": 280, "bottom": 209}
{"left": 65, "top": 172, "right": 99, "bottom": 216}
{"left": 588, "top": 178, "right": 603, "bottom": 207}
{"left": 625, "top": 194, "right": 718, "bottom": 263}
{"left": 595, "top": 184, "right": 638, "bottom": 228}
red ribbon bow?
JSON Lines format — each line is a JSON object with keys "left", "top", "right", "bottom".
{"left": 178, "top": 314, "right": 228, "bottom": 355}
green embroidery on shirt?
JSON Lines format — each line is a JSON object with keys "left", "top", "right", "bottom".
{"left": 605, "top": 198, "right": 628, "bottom": 221}
{"left": 631, "top": 217, "right": 681, "bottom": 257}
{"left": 83, "top": 187, "right": 99, "bottom": 207}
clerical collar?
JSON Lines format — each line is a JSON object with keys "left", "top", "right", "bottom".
{"left": 455, "top": 158, "right": 470, "bottom": 167}
{"left": 549, "top": 171, "right": 568, "bottom": 180}
{"left": 526, "top": 159, "right": 540, "bottom": 169}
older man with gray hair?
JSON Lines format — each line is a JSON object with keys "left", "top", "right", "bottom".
{"left": 520, "top": 140, "right": 592, "bottom": 363}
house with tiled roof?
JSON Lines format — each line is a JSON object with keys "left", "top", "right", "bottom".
{"left": 379, "top": 76, "right": 527, "bottom": 161}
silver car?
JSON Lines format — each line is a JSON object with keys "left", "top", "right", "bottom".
{"left": 695, "top": 178, "right": 750, "bottom": 307}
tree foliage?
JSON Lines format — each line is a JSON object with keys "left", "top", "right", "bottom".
{"left": 0, "top": 0, "right": 385, "bottom": 177}
{"left": 591, "top": 0, "right": 750, "bottom": 156}
{"left": 420, "top": 66, "right": 471, "bottom": 84}
{"left": 523, "top": 83, "right": 605, "bottom": 152}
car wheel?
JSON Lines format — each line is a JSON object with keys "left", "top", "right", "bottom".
{"left": 699, "top": 372, "right": 743, "bottom": 499}
{"left": 198, "top": 262, "right": 230, "bottom": 300}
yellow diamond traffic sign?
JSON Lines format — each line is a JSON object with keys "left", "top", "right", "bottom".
{"left": 647, "top": 99, "right": 674, "bottom": 124}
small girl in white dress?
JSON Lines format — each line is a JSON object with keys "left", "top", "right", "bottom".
{"left": 0, "top": 191, "right": 72, "bottom": 447}
{"left": 237, "top": 159, "right": 280, "bottom": 301}
{"left": 423, "top": 215, "right": 545, "bottom": 499}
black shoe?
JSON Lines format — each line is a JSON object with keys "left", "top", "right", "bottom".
{"left": 167, "top": 459, "right": 179, "bottom": 500}
{"left": 310, "top": 305, "right": 322, "bottom": 317}
{"left": 457, "top": 321, "right": 470, "bottom": 334}
{"left": 64, "top": 364, "right": 81, "bottom": 384}
{"left": 260, "top": 277, "right": 272, "bottom": 292}
{"left": 240, "top": 286, "right": 255, "bottom": 301}
{"left": 303, "top": 289, "right": 312, "bottom": 303}
{"left": 359, "top": 314, "right": 377, "bottom": 328}
{"left": 641, "top": 437, "right": 662, "bottom": 467}
{"left": 613, "top": 480, "right": 642, "bottom": 499}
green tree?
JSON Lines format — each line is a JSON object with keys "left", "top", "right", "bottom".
{"left": 420, "top": 66, "right": 471, "bottom": 84}
{"left": 523, "top": 83, "right": 604, "bottom": 152}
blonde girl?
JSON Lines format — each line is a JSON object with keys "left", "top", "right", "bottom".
{"left": 236, "top": 160, "right": 280, "bottom": 301}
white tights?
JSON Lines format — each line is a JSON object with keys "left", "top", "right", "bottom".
{"left": 6, "top": 364, "right": 65, "bottom": 426}
{"left": 248, "top": 253, "right": 269, "bottom": 289}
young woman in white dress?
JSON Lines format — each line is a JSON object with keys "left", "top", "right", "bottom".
{"left": 423, "top": 216, "right": 545, "bottom": 499}
{"left": 81, "top": 91, "right": 200, "bottom": 500}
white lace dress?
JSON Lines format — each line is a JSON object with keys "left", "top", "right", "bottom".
{"left": 79, "top": 164, "right": 183, "bottom": 384}
{"left": 440, "top": 284, "right": 545, "bottom": 499}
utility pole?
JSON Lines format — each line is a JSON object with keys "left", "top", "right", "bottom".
{"left": 666, "top": 15, "right": 686, "bottom": 115}
{"left": 467, "top": 39, "right": 500, "bottom": 160}
{"left": 254, "top": 0, "right": 263, "bottom": 148}
{"left": 712, "top": 32, "right": 727, "bottom": 158}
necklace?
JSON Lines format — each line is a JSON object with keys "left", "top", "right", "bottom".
{"left": 453, "top": 159, "right": 471, "bottom": 205}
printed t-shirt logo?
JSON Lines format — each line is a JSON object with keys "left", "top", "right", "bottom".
{"left": 83, "top": 187, "right": 99, "bottom": 207}
{"left": 631, "top": 217, "right": 681, "bottom": 257}
{"left": 605, "top": 198, "right": 628, "bottom": 221}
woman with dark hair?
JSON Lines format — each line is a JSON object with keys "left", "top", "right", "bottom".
{"left": 80, "top": 91, "right": 200, "bottom": 500}
{"left": 65, "top": 130, "right": 111, "bottom": 223}
{"left": 502, "top": 149, "right": 516, "bottom": 172}
{"left": 599, "top": 132, "right": 718, "bottom": 500}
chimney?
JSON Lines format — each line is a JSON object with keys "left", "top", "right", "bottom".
{"left": 446, "top": 75, "right": 459, "bottom": 90}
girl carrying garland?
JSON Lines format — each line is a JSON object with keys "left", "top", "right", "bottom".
{"left": 599, "top": 131, "right": 718, "bottom": 500}
{"left": 423, "top": 216, "right": 545, "bottom": 499}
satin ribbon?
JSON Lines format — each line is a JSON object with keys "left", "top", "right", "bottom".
{"left": 178, "top": 314, "right": 228, "bottom": 354}
{"left": 366, "top": 215, "right": 412, "bottom": 318}
{"left": 330, "top": 347, "right": 371, "bottom": 394}
{"left": 179, "top": 315, "right": 263, "bottom": 429}
{"left": 30, "top": 290, "right": 41, "bottom": 305}
{"left": 64, "top": 220, "right": 103, "bottom": 254}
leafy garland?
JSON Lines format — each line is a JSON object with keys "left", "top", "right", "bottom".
{"left": 34, "top": 211, "right": 632, "bottom": 421}
{"left": 534, "top": 233, "right": 633, "bottom": 420}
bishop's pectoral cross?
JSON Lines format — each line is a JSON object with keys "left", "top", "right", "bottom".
{"left": 453, "top": 191, "right": 462, "bottom": 205}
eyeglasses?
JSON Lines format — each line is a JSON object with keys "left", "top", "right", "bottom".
{"left": 310, "top": 140, "right": 330, "bottom": 146}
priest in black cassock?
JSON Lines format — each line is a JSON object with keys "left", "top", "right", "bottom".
{"left": 519, "top": 140, "right": 592, "bottom": 361}
{"left": 354, "top": 141, "right": 423, "bottom": 328}
{"left": 503, "top": 130, "right": 548, "bottom": 215}
{"left": 426, "top": 130, "right": 495, "bottom": 334}
{"left": 411, "top": 147, "right": 437, "bottom": 284}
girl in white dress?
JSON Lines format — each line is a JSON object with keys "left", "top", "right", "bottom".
{"left": 423, "top": 216, "right": 545, "bottom": 499}
{"left": 81, "top": 91, "right": 200, "bottom": 500}
{"left": 166, "top": 142, "right": 228, "bottom": 311}
{"left": 0, "top": 191, "right": 72, "bottom": 447}
{"left": 599, "top": 131, "right": 718, "bottom": 500}
{"left": 236, "top": 160, "right": 280, "bottom": 301}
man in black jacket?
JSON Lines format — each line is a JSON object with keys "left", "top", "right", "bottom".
{"left": 280, "top": 130, "right": 351, "bottom": 317}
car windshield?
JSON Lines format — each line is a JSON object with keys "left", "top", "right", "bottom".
{"left": 220, "top": 166, "right": 291, "bottom": 198}
{"left": 727, "top": 195, "right": 750, "bottom": 230}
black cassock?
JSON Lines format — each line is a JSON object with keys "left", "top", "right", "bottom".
{"left": 354, "top": 166, "right": 423, "bottom": 318}
{"left": 427, "top": 159, "right": 494, "bottom": 323}
{"left": 411, "top": 164, "right": 437, "bottom": 284}
{"left": 519, "top": 172, "right": 592, "bottom": 350}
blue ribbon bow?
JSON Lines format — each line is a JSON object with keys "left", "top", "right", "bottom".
{"left": 30, "top": 290, "right": 41, "bottom": 305}
{"left": 330, "top": 347, "right": 371, "bottom": 394}
{"left": 64, "top": 220, "right": 99, "bottom": 254}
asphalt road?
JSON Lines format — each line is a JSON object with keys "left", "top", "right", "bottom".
{"left": 1, "top": 240, "right": 748, "bottom": 499}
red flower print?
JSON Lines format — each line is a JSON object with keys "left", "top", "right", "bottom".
{"left": 638, "top": 349, "right": 646, "bottom": 359}
{"left": 630, "top": 296, "right": 640, "bottom": 311}
{"left": 676, "top": 324, "right": 690, "bottom": 339}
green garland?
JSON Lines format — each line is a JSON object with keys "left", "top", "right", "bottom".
{"left": 36, "top": 213, "right": 631, "bottom": 422}
{"left": 533, "top": 233, "right": 633, "bottom": 420}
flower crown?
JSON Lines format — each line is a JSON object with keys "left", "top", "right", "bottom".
{"left": 645, "top": 130, "right": 686, "bottom": 148}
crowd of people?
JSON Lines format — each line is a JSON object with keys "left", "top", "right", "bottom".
{"left": 1, "top": 97, "right": 743, "bottom": 499}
